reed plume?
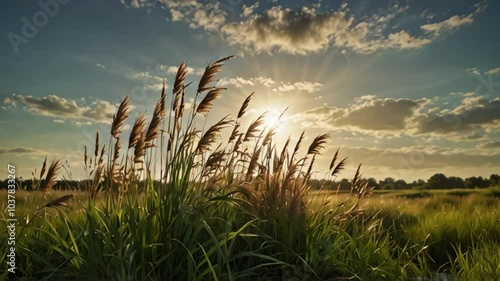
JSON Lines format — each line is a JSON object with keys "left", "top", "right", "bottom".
{"left": 134, "top": 132, "right": 146, "bottom": 164}
{"left": 84, "top": 146, "right": 88, "bottom": 168}
{"left": 196, "top": 116, "right": 232, "bottom": 154}
{"left": 198, "top": 56, "right": 235, "bottom": 93}
{"left": 129, "top": 113, "right": 147, "bottom": 149}
{"left": 39, "top": 156, "right": 47, "bottom": 179}
{"left": 43, "top": 159, "right": 61, "bottom": 191}
{"left": 39, "top": 194, "right": 74, "bottom": 209}
{"left": 307, "top": 133, "right": 330, "bottom": 155}
{"left": 329, "top": 147, "right": 347, "bottom": 177}
{"left": 237, "top": 92, "right": 254, "bottom": 119}
{"left": 244, "top": 113, "right": 266, "bottom": 142}
{"left": 111, "top": 96, "right": 131, "bottom": 139}
{"left": 196, "top": 87, "right": 224, "bottom": 114}
{"left": 146, "top": 93, "right": 167, "bottom": 146}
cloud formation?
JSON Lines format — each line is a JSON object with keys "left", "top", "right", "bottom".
{"left": 4, "top": 94, "right": 115, "bottom": 124}
{"left": 218, "top": 76, "right": 323, "bottom": 93}
{"left": 329, "top": 145, "right": 500, "bottom": 181}
{"left": 485, "top": 67, "right": 500, "bottom": 76}
{"left": 0, "top": 147, "right": 45, "bottom": 155}
{"left": 410, "top": 96, "right": 500, "bottom": 135}
{"left": 477, "top": 140, "right": 500, "bottom": 150}
{"left": 293, "top": 95, "right": 500, "bottom": 138}
{"left": 120, "top": 0, "right": 486, "bottom": 55}
{"left": 222, "top": 5, "right": 432, "bottom": 55}
{"left": 121, "top": 0, "right": 487, "bottom": 55}
{"left": 294, "top": 97, "right": 429, "bottom": 133}
{"left": 421, "top": 1, "right": 487, "bottom": 37}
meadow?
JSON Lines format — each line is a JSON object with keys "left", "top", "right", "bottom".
{"left": 1, "top": 56, "right": 499, "bottom": 280}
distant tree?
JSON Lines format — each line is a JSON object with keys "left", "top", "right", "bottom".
{"left": 366, "top": 178, "right": 380, "bottom": 189}
{"left": 309, "top": 179, "right": 322, "bottom": 190}
{"left": 490, "top": 174, "right": 500, "bottom": 187}
{"left": 379, "top": 177, "right": 395, "bottom": 190}
{"left": 447, "top": 176, "right": 465, "bottom": 189}
{"left": 424, "top": 173, "right": 449, "bottom": 189}
{"left": 338, "top": 178, "right": 351, "bottom": 191}
{"left": 411, "top": 179, "right": 426, "bottom": 189}
{"left": 464, "top": 176, "right": 491, "bottom": 189}
{"left": 394, "top": 179, "right": 409, "bottom": 190}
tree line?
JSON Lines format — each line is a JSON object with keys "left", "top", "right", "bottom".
{"left": 1, "top": 173, "right": 499, "bottom": 191}
{"left": 309, "top": 173, "right": 500, "bottom": 191}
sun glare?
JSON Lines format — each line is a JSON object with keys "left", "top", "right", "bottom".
{"left": 263, "top": 108, "right": 286, "bottom": 134}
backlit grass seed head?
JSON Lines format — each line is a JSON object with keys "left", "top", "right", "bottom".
{"left": 40, "top": 156, "right": 47, "bottom": 179}
{"left": 129, "top": 113, "right": 147, "bottom": 149}
{"left": 198, "top": 55, "right": 235, "bottom": 93}
{"left": 43, "top": 158, "right": 61, "bottom": 191}
{"left": 237, "top": 92, "right": 254, "bottom": 119}
{"left": 197, "top": 87, "right": 224, "bottom": 114}
{"left": 111, "top": 96, "right": 131, "bottom": 139}
{"left": 39, "top": 194, "right": 75, "bottom": 209}
{"left": 95, "top": 130, "right": 100, "bottom": 158}
{"left": 244, "top": 113, "right": 266, "bottom": 142}
{"left": 330, "top": 147, "right": 347, "bottom": 177}
{"left": 134, "top": 132, "right": 146, "bottom": 164}
{"left": 84, "top": 146, "right": 88, "bottom": 168}
{"left": 307, "top": 133, "right": 330, "bottom": 155}
{"left": 145, "top": 93, "right": 167, "bottom": 146}
{"left": 173, "top": 62, "right": 188, "bottom": 124}
{"left": 196, "top": 116, "right": 233, "bottom": 154}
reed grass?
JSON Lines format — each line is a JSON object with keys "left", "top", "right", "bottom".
{"left": 2, "top": 55, "right": 498, "bottom": 280}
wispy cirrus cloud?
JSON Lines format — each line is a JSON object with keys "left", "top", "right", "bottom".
{"left": 477, "top": 140, "right": 500, "bottom": 150}
{"left": 421, "top": 0, "right": 487, "bottom": 37}
{"left": 4, "top": 94, "right": 116, "bottom": 124}
{"left": 218, "top": 76, "right": 323, "bottom": 93}
{"left": 485, "top": 67, "right": 500, "bottom": 76}
{"left": 0, "top": 146, "right": 46, "bottom": 155}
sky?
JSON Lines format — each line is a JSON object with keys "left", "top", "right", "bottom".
{"left": 0, "top": 0, "right": 499, "bottom": 182}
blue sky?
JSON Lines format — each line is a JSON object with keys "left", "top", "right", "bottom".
{"left": 1, "top": 0, "right": 499, "bottom": 181}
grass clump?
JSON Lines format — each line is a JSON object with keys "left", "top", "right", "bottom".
{"left": 5, "top": 55, "right": 498, "bottom": 280}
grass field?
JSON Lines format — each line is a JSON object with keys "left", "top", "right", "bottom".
{"left": 1, "top": 57, "right": 499, "bottom": 280}
{"left": 2, "top": 188, "right": 499, "bottom": 280}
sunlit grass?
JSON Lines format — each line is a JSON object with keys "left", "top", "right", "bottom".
{"left": 1, "top": 56, "right": 499, "bottom": 280}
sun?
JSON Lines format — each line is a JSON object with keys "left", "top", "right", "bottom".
{"left": 262, "top": 108, "right": 286, "bottom": 134}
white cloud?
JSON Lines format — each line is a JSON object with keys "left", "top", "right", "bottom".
{"left": 0, "top": 147, "right": 46, "bottom": 155}
{"left": 477, "top": 140, "right": 500, "bottom": 150}
{"left": 4, "top": 94, "right": 116, "bottom": 124}
{"left": 242, "top": 3, "right": 259, "bottom": 18}
{"left": 134, "top": 71, "right": 166, "bottom": 90}
{"left": 275, "top": 81, "right": 323, "bottom": 93}
{"left": 218, "top": 76, "right": 255, "bottom": 88}
{"left": 293, "top": 94, "right": 500, "bottom": 139}
{"left": 189, "top": 7, "right": 226, "bottom": 31}
{"left": 222, "top": 6, "right": 353, "bottom": 55}
{"left": 485, "top": 67, "right": 500, "bottom": 76}
{"left": 120, "top": 0, "right": 486, "bottom": 55}
{"left": 218, "top": 76, "right": 323, "bottom": 93}
{"left": 96, "top": 63, "right": 106, "bottom": 69}
{"left": 294, "top": 97, "right": 429, "bottom": 133}
{"left": 170, "top": 9, "right": 184, "bottom": 21}
{"left": 421, "top": 1, "right": 487, "bottom": 37}
{"left": 160, "top": 64, "right": 205, "bottom": 75}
